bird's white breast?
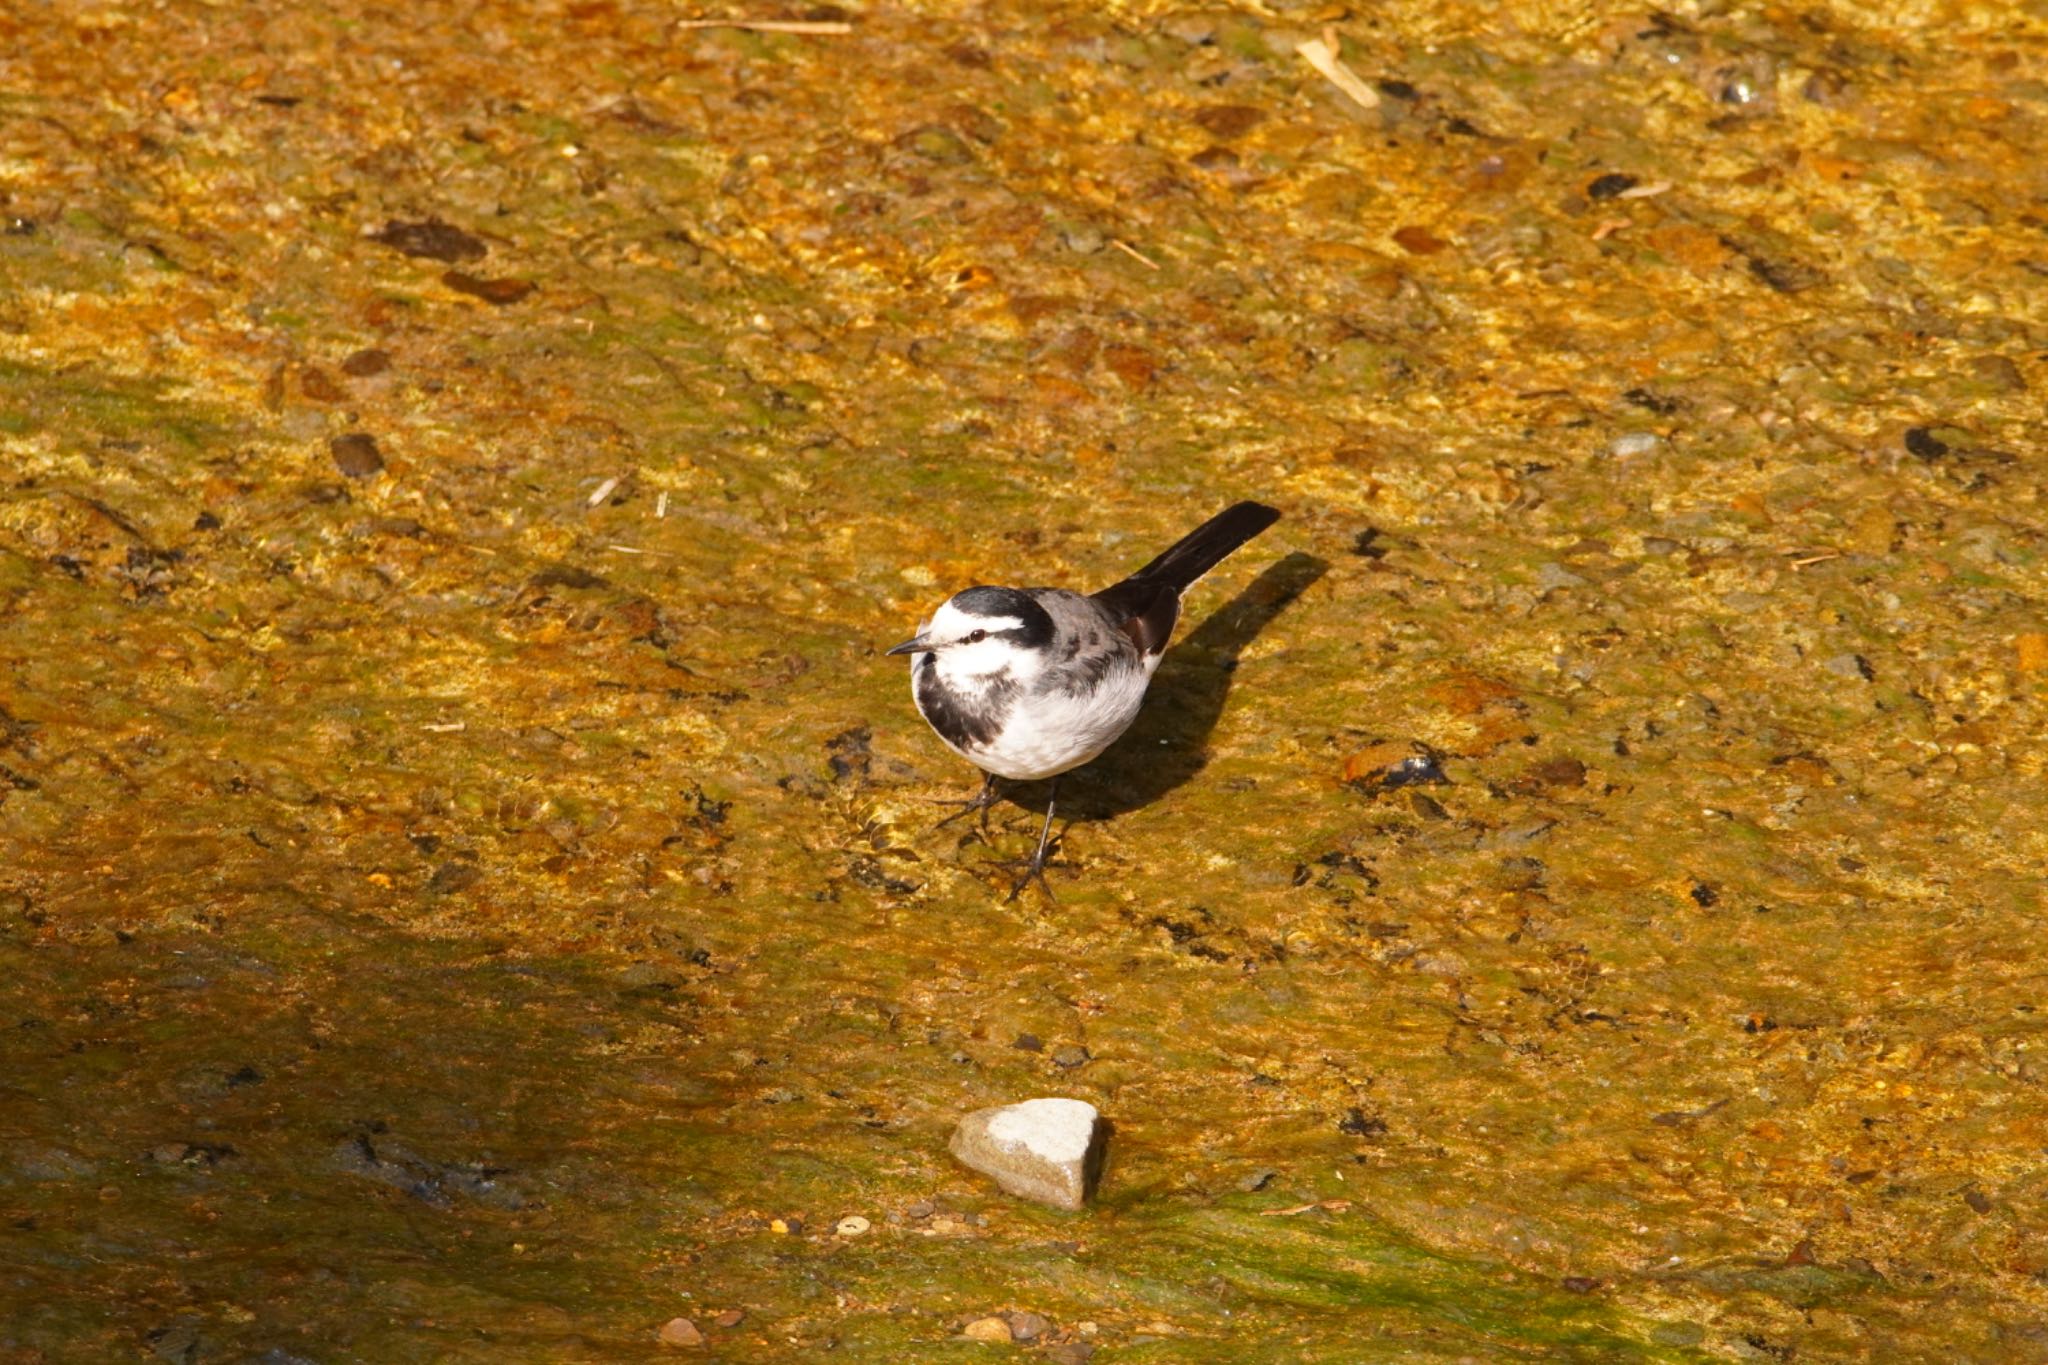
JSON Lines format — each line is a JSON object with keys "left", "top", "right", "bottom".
{"left": 920, "top": 655, "right": 1157, "bottom": 781}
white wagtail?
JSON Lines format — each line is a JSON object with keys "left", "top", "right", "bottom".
{"left": 887, "top": 501, "right": 1282, "bottom": 897}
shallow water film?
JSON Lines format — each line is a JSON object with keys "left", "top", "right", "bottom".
{"left": 4, "top": 1, "right": 2047, "bottom": 1360}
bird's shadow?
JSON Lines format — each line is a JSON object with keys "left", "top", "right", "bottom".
{"left": 1037, "top": 550, "right": 1329, "bottom": 823}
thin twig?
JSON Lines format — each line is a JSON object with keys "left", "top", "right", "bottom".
{"left": 1260, "top": 1199, "right": 1354, "bottom": 1217}
{"left": 587, "top": 476, "right": 621, "bottom": 508}
{"left": 1295, "top": 35, "right": 1380, "bottom": 110}
{"left": 674, "top": 18, "right": 853, "bottom": 34}
{"left": 1109, "top": 238, "right": 1161, "bottom": 270}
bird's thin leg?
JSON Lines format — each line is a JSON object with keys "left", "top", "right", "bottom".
{"left": 932, "top": 770, "right": 1001, "bottom": 833}
{"left": 1006, "top": 776, "right": 1061, "bottom": 902}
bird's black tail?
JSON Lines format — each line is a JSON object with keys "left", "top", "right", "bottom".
{"left": 1091, "top": 502, "right": 1281, "bottom": 655}
{"left": 1122, "top": 501, "right": 1282, "bottom": 593}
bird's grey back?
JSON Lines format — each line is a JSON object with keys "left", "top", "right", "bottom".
{"left": 1025, "top": 588, "right": 1144, "bottom": 696}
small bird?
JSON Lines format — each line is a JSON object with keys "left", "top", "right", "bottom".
{"left": 887, "top": 501, "right": 1282, "bottom": 898}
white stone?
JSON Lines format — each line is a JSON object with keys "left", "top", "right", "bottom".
{"left": 949, "top": 1097, "right": 1106, "bottom": 1210}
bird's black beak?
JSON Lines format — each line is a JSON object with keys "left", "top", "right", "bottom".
{"left": 885, "top": 634, "right": 935, "bottom": 657}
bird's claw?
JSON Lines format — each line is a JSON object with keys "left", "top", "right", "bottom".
{"left": 991, "top": 844, "right": 1067, "bottom": 902}
{"left": 929, "top": 776, "right": 1001, "bottom": 833}
{"left": 929, "top": 794, "right": 997, "bottom": 833}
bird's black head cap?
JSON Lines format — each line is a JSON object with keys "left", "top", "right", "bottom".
{"left": 948, "top": 585, "right": 1055, "bottom": 649}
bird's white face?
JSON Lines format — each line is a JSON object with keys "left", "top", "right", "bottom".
{"left": 921, "top": 600, "right": 1040, "bottom": 681}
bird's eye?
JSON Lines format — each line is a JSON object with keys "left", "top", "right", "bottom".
{"left": 966, "top": 629, "right": 988, "bottom": 644}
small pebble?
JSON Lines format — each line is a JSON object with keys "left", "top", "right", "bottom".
{"left": 658, "top": 1317, "right": 704, "bottom": 1348}
{"left": 835, "top": 1215, "right": 871, "bottom": 1237}
{"left": 1050, "top": 1045, "right": 1091, "bottom": 1069}
{"left": 1609, "top": 432, "right": 1661, "bottom": 458}
{"left": 769, "top": 1216, "right": 802, "bottom": 1235}
{"left": 950, "top": 1097, "right": 1106, "bottom": 1210}
{"left": 1007, "top": 1312, "right": 1052, "bottom": 1342}
{"left": 1058, "top": 221, "right": 1106, "bottom": 255}
{"left": 713, "top": 1309, "right": 745, "bottom": 1328}
{"left": 328, "top": 432, "right": 384, "bottom": 478}
{"left": 962, "top": 1316, "right": 1013, "bottom": 1342}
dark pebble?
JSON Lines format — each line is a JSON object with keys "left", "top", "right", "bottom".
{"left": 1724, "top": 238, "right": 1825, "bottom": 293}
{"left": 1192, "top": 104, "right": 1265, "bottom": 139}
{"left": 371, "top": 217, "right": 487, "bottom": 263}
{"left": 1338, "top": 1107, "right": 1387, "bottom": 1137}
{"left": 1965, "top": 1187, "right": 1992, "bottom": 1213}
{"left": 1528, "top": 756, "right": 1587, "bottom": 789}
{"left": 1382, "top": 751, "right": 1448, "bottom": 789}
{"left": 1013, "top": 1033, "right": 1043, "bottom": 1052}
{"left": 341, "top": 347, "right": 392, "bottom": 377}
{"left": 1621, "top": 386, "right": 1683, "bottom": 414}
{"left": 1903, "top": 426, "right": 1949, "bottom": 460}
{"left": 428, "top": 862, "right": 481, "bottom": 894}
{"left": 825, "top": 725, "right": 872, "bottom": 782}
{"left": 1007, "top": 1312, "right": 1052, "bottom": 1342}
{"left": 1587, "top": 172, "right": 1638, "bottom": 200}
{"left": 1051, "top": 1045, "right": 1091, "bottom": 1069}
{"left": 441, "top": 270, "right": 535, "bottom": 305}
{"left": 328, "top": 432, "right": 384, "bottom": 478}
{"left": 528, "top": 563, "right": 609, "bottom": 590}
{"left": 300, "top": 366, "right": 343, "bottom": 402}
{"left": 1562, "top": 1276, "right": 1600, "bottom": 1293}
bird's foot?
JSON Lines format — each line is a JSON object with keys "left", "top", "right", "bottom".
{"left": 990, "top": 843, "right": 1068, "bottom": 902}
{"left": 929, "top": 782, "right": 1001, "bottom": 834}
{"left": 929, "top": 794, "right": 999, "bottom": 839}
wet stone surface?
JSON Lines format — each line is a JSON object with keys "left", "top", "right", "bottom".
{"left": 3, "top": 1, "right": 2048, "bottom": 1361}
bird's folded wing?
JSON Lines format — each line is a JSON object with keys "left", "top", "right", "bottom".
{"left": 1091, "top": 578, "right": 1180, "bottom": 656}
